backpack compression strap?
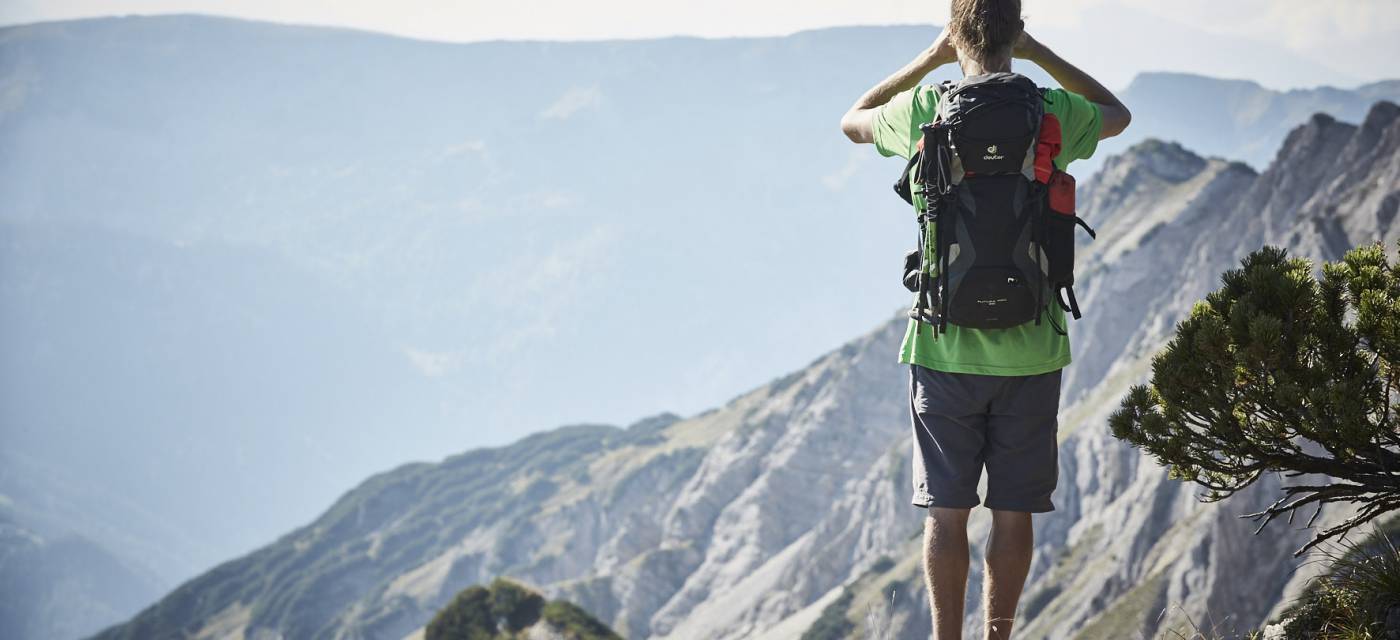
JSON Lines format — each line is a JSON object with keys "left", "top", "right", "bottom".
{"left": 1058, "top": 286, "right": 1083, "bottom": 320}
{"left": 893, "top": 82, "right": 952, "bottom": 206}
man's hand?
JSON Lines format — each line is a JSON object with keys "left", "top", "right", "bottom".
{"left": 840, "top": 29, "right": 959, "bottom": 144}
{"left": 929, "top": 29, "right": 959, "bottom": 67}
{"left": 1012, "top": 32, "right": 1044, "bottom": 63}
{"left": 1014, "top": 32, "right": 1131, "bottom": 140}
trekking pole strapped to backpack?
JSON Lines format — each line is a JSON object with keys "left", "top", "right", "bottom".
{"left": 893, "top": 72, "right": 1096, "bottom": 335}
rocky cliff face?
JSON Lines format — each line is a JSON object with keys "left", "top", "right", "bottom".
{"left": 94, "top": 316, "right": 919, "bottom": 640}
{"left": 96, "top": 104, "right": 1400, "bottom": 640}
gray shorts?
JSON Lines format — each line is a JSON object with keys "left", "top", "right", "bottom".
{"left": 909, "top": 364, "right": 1062, "bottom": 513}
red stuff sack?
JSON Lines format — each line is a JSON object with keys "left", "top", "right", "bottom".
{"left": 1034, "top": 114, "right": 1062, "bottom": 184}
{"left": 1048, "top": 169, "right": 1075, "bottom": 214}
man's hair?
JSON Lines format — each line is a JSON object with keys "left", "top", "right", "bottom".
{"left": 948, "top": 0, "right": 1024, "bottom": 64}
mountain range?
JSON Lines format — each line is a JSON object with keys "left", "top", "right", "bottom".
{"left": 92, "top": 100, "right": 1400, "bottom": 638}
{"left": 3, "top": 14, "right": 1400, "bottom": 640}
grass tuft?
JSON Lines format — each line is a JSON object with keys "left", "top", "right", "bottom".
{"left": 1272, "top": 524, "right": 1400, "bottom": 640}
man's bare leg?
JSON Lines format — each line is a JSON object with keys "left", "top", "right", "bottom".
{"left": 983, "top": 510, "right": 1034, "bottom": 640}
{"left": 924, "top": 507, "right": 972, "bottom": 639}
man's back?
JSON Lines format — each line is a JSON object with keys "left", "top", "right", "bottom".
{"left": 872, "top": 80, "right": 1105, "bottom": 377}
{"left": 837, "top": 1, "right": 1130, "bottom": 637}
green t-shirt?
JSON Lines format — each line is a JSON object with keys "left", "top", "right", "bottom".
{"left": 871, "top": 81, "right": 1103, "bottom": 376}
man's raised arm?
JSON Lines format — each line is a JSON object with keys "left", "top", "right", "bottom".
{"left": 1015, "top": 32, "right": 1132, "bottom": 139}
{"left": 840, "top": 31, "right": 958, "bottom": 144}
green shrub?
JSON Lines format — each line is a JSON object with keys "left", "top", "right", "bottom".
{"left": 1111, "top": 244, "right": 1400, "bottom": 555}
{"left": 429, "top": 579, "right": 617, "bottom": 639}
{"left": 539, "top": 600, "right": 621, "bottom": 639}
{"left": 426, "top": 585, "right": 495, "bottom": 640}
{"left": 801, "top": 589, "right": 856, "bottom": 640}
{"left": 488, "top": 577, "right": 544, "bottom": 631}
{"left": 1275, "top": 523, "right": 1400, "bottom": 639}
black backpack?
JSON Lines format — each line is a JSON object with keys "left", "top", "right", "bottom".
{"left": 894, "top": 72, "right": 1096, "bottom": 334}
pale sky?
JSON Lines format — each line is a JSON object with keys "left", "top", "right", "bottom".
{"left": 2, "top": 0, "right": 1398, "bottom": 88}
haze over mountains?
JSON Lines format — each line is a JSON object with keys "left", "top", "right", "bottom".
{"left": 6, "top": 2, "right": 1396, "bottom": 90}
{"left": 2, "top": 14, "right": 1399, "bottom": 639}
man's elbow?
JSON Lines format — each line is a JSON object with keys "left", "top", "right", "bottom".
{"left": 1101, "top": 105, "right": 1132, "bottom": 139}
{"left": 840, "top": 110, "right": 873, "bottom": 144}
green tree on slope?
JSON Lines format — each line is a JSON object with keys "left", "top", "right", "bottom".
{"left": 1110, "top": 243, "right": 1400, "bottom": 555}
{"left": 426, "top": 577, "right": 618, "bottom": 640}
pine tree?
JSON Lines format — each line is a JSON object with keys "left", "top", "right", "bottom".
{"left": 1110, "top": 243, "right": 1400, "bottom": 555}
{"left": 487, "top": 577, "right": 543, "bottom": 632}
{"left": 426, "top": 585, "right": 495, "bottom": 640}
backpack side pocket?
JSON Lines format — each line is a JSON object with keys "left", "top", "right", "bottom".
{"left": 1044, "top": 170, "right": 1079, "bottom": 288}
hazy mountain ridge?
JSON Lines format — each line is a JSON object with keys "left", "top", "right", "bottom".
{"left": 1099, "top": 72, "right": 1400, "bottom": 175}
{"left": 0, "top": 515, "right": 162, "bottom": 640}
{"left": 94, "top": 102, "right": 1400, "bottom": 639}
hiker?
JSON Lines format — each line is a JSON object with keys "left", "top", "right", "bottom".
{"left": 839, "top": 1, "right": 1131, "bottom": 638}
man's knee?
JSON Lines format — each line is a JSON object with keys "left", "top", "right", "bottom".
{"left": 927, "top": 506, "right": 972, "bottom": 529}
{"left": 988, "top": 509, "right": 1032, "bottom": 529}
{"left": 988, "top": 509, "right": 1034, "bottom": 546}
